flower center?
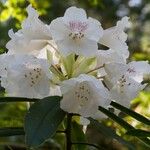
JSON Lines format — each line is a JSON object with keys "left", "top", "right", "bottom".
{"left": 127, "top": 68, "right": 136, "bottom": 73}
{"left": 118, "top": 75, "right": 131, "bottom": 93}
{"left": 68, "top": 21, "right": 88, "bottom": 40}
{"left": 69, "top": 32, "right": 84, "bottom": 40}
{"left": 74, "top": 81, "right": 91, "bottom": 107}
{"left": 24, "top": 67, "right": 43, "bottom": 87}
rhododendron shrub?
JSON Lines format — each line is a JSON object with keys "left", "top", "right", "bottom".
{"left": 0, "top": 5, "right": 150, "bottom": 149}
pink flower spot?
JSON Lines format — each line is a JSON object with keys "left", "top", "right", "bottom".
{"left": 69, "top": 21, "right": 88, "bottom": 32}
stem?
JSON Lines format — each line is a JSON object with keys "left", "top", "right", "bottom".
{"left": 96, "top": 76, "right": 104, "bottom": 79}
{"left": 48, "top": 41, "right": 59, "bottom": 54}
{"left": 66, "top": 114, "right": 72, "bottom": 150}
{"left": 72, "top": 142, "right": 102, "bottom": 150}
{"left": 86, "top": 64, "right": 104, "bottom": 74}
{"left": 7, "top": 146, "right": 13, "bottom": 150}
{"left": 50, "top": 65, "right": 66, "bottom": 80}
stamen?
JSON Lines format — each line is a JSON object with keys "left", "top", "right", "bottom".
{"left": 24, "top": 67, "right": 43, "bottom": 87}
{"left": 75, "top": 82, "right": 91, "bottom": 107}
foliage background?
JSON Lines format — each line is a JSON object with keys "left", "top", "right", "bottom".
{"left": 0, "top": 0, "right": 149, "bottom": 150}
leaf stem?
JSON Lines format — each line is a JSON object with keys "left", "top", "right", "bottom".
{"left": 0, "top": 97, "right": 37, "bottom": 103}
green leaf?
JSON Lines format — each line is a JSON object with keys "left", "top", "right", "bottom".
{"left": 110, "top": 101, "right": 150, "bottom": 125}
{"left": 0, "top": 127, "right": 24, "bottom": 137}
{"left": 90, "top": 118, "right": 135, "bottom": 150}
{"left": 24, "top": 96, "right": 66, "bottom": 147}
{"left": 72, "top": 121, "right": 87, "bottom": 150}
{"left": 98, "top": 106, "right": 150, "bottom": 148}
{"left": 126, "top": 129, "right": 150, "bottom": 137}
{"left": 0, "top": 97, "right": 37, "bottom": 103}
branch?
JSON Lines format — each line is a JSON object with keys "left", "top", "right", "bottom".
{"left": 66, "top": 114, "right": 73, "bottom": 150}
{"left": 72, "top": 142, "right": 104, "bottom": 150}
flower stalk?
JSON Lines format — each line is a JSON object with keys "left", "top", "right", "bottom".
{"left": 86, "top": 64, "right": 104, "bottom": 74}
{"left": 66, "top": 114, "right": 73, "bottom": 150}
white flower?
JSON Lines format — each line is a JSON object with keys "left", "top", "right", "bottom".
{"left": 49, "top": 6, "right": 103, "bottom": 57}
{"left": 103, "top": 63, "right": 129, "bottom": 88}
{"left": 110, "top": 76, "right": 145, "bottom": 107}
{"left": 60, "top": 74, "right": 110, "bottom": 118}
{"left": 0, "top": 54, "right": 14, "bottom": 78}
{"left": 50, "top": 85, "right": 62, "bottom": 96}
{"left": 1, "top": 55, "right": 52, "bottom": 99}
{"left": 104, "top": 61, "right": 150, "bottom": 87}
{"left": 97, "top": 49, "right": 126, "bottom": 66}
{"left": 104, "top": 62, "right": 148, "bottom": 107}
{"left": 96, "top": 49, "right": 126, "bottom": 77}
{"left": 99, "top": 17, "right": 131, "bottom": 59}
{"left": 126, "top": 61, "right": 150, "bottom": 83}
{"left": 6, "top": 5, "right": 52, "bottom": 55}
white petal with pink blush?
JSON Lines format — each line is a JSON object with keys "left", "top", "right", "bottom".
{"left": 49, "top": 6, "right": 103, "bottom": 57}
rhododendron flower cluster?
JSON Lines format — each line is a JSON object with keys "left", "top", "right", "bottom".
{"left": 0, "top": 5, "right": 150, "bottom": 120}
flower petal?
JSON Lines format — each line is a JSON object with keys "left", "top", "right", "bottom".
{"left": 84, "top": 17, "right": 103, "bottom": 41}
{"left": 64, "top": 6, "right": 87, "bottom": 22}
{"left": 49, "top": 17, "right": 70, "bottom": 41}
{"left": 99, "top": 17, "right": 130, "bottom": 59}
